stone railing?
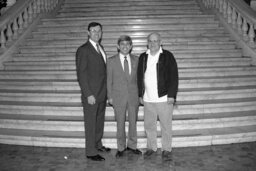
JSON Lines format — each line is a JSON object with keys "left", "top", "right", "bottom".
{"left": 201, "top": 0, "right": 256, "bottom": 64}
{"left": 0, "top": 0, "right": 60, "bottom": 51}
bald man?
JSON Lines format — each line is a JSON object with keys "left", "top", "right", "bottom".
{"left": 137, "top": 32, "right": 178, "bottom": 160}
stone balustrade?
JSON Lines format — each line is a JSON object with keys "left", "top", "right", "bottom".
{"left": 0, "top": 0, "right": 60, "bottom": 51}
{"left": 202, "top": 0, "right": 256, "bottom": 49}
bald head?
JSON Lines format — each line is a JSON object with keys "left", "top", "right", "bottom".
{"left": 147, "top": 32, "right": 162, "bottom": 55}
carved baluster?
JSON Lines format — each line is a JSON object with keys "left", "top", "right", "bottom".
{"left": 49, "top": 0, "right": 53, "bottom": 11}
{"left": 223, "top": 0, "right": 227, "bottom": 19}
{"left": 215, "top": 0, "right": 219, "bottom": 9}
{"left": 7, "top": 24, "right": 13, "bottom": 42}
{"left": 1, "top": 27, "right": 7, "bottom": 49}
{"left": 40, "top": 0, "right": 44, "bottom": 12}
{"left": 232, "top": 7, "right": 237, "bottom": 29}
{"left": 23, "top": 8, "right": 29, "bottom": 28}
{"left": 212, "top": 0, "right": 216, "bottom": 8}
{"left": 37, "top": 0, "right": 41, "bottom": 13}
{"left": 227, "top": 3, "right": 232, "bottom": 24}
{"left": 242, "top": 18, "right": 249, "bottom": 41}
{"left": 50, "top": 0, "right": 54, "bottom": 10}
{"left": 46, "top": 0, "right": 50, "bottom": 11}
{"left": 219, "top": 0, "right": 223, "bottom": 13}
{"left": 237, "top": 13, "right": 242, "bottom": 35}
{"left": 18, "top": 12, "right": 24, "bottom": 33}
{"left": 248, "top": 23, "right": 255, "bottom": 47}
{"left": 33, "top": 1, "right": 38, "bottom": 17}
{"left": 13, "top": 18, "right": 18, "bottom": 39}
{"left": 28, "top": 3, "right": 33, "bottom": 22}
{"left": 204, "top": 0, "right": 209, "bottom": 8}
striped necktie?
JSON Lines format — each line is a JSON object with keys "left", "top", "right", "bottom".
{"left": 124, "top": 56, "right": 129, "bottom": 80}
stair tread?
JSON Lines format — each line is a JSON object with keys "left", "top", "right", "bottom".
{"left": 0, "top": 126, "right": 255, "bottom": 139}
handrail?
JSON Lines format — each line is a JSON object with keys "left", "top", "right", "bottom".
{"left": 0, "top": 0, "right": 60, "bottom": 50}
{"left": 202, "top": 0, "right": 256, "bottom": 48}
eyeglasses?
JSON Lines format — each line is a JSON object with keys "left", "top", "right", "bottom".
{"left": 148, "top": 40, "right": 160, "bottom": 43}
{"left": 89, "top": 29, "right": 102, "bottom": 33}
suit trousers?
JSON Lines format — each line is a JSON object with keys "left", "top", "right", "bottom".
{"left": 144, "top": 102, "right": 173, "bottom": 152}
{"left": 83, "top": 101, "right": 106, "bottom": 156}
{"left": 114, "top": 102, "right": 139, "bottom": 151}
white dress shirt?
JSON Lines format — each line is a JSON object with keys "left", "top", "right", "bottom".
{"left": 119, "top": 53, "right": 131, "bottom": 74}
{"left": 89, "top": 39, "right": 106, "bottom": 63}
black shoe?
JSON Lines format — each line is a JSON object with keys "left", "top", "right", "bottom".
{"left": 162, "top": 150, "right": 172, "bottom": 161}
{"left": 115, "top": 150, "right": 125, "bottom": 158}
{"left": 98, "top": 146, "right": 111, "bottom": 152}
{"left": 126, "top": 147, "right": 142, "bottom": 155}
{"left": 86, "top": 154, "right": 105, "bottom": 161}
{"left": 144, "top": 149, "right": 157, "bottom": 158}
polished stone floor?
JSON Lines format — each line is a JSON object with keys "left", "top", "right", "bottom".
{"left": 0, "top": 142, "right": 256, "bottom": 171}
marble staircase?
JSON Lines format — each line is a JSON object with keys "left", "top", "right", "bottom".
{"left": 0, "top": 0, "right": 256, "bottom": 148}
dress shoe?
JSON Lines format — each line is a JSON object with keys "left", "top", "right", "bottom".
{"left": 162, "top": 150, "right": 172, "bottom": 160}
{"left": 126, "top": 147, "right": 142, "bottom": 155}
{"left": 144, "top": 149, "right": 157, "bottom": 157}
{"left": 86, "top": 154, "right": 105, "bottom": 161}
{"left": 115, "top": 150, "right": 125, "bottom": 158}
{"left": 98, "top": 146, "right": 111, "bottom": 152}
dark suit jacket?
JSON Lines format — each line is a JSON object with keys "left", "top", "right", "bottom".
{"left": 107, "top": 54, "right": 139, "bottom": 107}
{"left": 76, "top": 41, "right": 107, "bottom": 103}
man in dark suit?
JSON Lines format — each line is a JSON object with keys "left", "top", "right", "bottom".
{"left": 107, "top": 35, "right": 141, "bottom": 158}
{"left": 76, "top": 22, "right": 111, "bottom": 161}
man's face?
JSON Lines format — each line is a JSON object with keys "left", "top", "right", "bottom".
{"left": 148, "top": 34, "right": 161, "bottom": 53}
{"left": 118, "top": 40, "right": 132, "bottom": 56}
{"left": 88, "top": 25, "right": 102, "bottom": 43}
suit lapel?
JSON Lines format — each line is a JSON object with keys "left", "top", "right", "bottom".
{"left": 130, "top": 55, "right": 136, "bottom": 79}
{"left": 88, "top": 41, "right": 106, "bottom": 66}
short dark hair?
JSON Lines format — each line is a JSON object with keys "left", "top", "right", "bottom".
{"left": 88, "top": 22, "right": 102, "bottom": 31}
{"left": 117, "top": 35, "right": 133, "bottom": 45}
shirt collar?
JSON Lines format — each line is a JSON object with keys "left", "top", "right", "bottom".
{"left": 146, "top": 47, "right": 163, "bottom": 56}
{"left": 119, "top": 53, "right": 130, "bottom": 59}
{"left": 89, "top": 39, "right": 98, "bottom": 47}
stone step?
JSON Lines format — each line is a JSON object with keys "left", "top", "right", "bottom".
{"left": 12, "top": 49, "right": 242, "bottom": 61}
{"left": 60, "top": 5, "right": 200, "bottom": 11}
{"left": 0, "top": 68, "right": 256, "bottom": 80}
{"left": 40, "top": 15, "right": 217, "bottom": 26}
{"left": 62, "top": 0, "right": 197, "bottom": 7}
{"left": 1, "top": 100, "right": 256, "bottom": 111}
{"left": 63, "top": 0, "right": 195, "bottom": 3}
{"left": 1, "top": 114, "right": 255, "bottom": 132}
{"left": 3, "top": 58, "right": 251, "bottom": 70}
{"left": 20, "top": 40, "right": 236, "bottom": 47}
{"left": 36, "top": 23, "right": 220, "bottom": 32}
{"left": 57, "top": 10, "right": 203, "bottom": 18}
{"left": 7, "top": 57, "right": 250, "bottom": 64}
{"left": 1, "top": 125, "right": 255, "bottom": 148}
{"left": 41, "top": 14, "right": 216, "bottom": 21}
{"left": 31, "top": 29, "right": 228, "bottom": 40}
{"left": 1, "top": 103, "right": 256, "bottom": 119}
{"left": 17, "top": 44, "right": 237, "bottom": 55}
{"left": 24, "top": 37, "right": 233, "bottom": 46}
{"left": 1, "top": 77, "right": 256, "bottom": 91}
{"left": 0, "top": 89, "right": 255, "bottom": 103}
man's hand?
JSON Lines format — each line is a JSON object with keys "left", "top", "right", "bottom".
{"left": 88, "top": 95, "right": 96, "bottom": 105}
{"left": 139, "top": 97, "right": 144, "bottom": 105}
{"left": 167, "top": 97, "right": 174, "bottom": 105}
{"left": 108, "top": 98, "right": 113, "bottom": 105}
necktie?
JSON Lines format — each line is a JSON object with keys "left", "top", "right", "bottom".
{"left": 96, "top": 44, "right": 102, "bottom": 56}
{"left": 96, "top": 44, "right": 106, "bottom": 63}
{"left": 124, "top": 56, "right": 129, "bottom": 80}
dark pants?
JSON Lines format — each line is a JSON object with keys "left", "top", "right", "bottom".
{"left": 83, "top": 101, "right": 106, "bottom": 156}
